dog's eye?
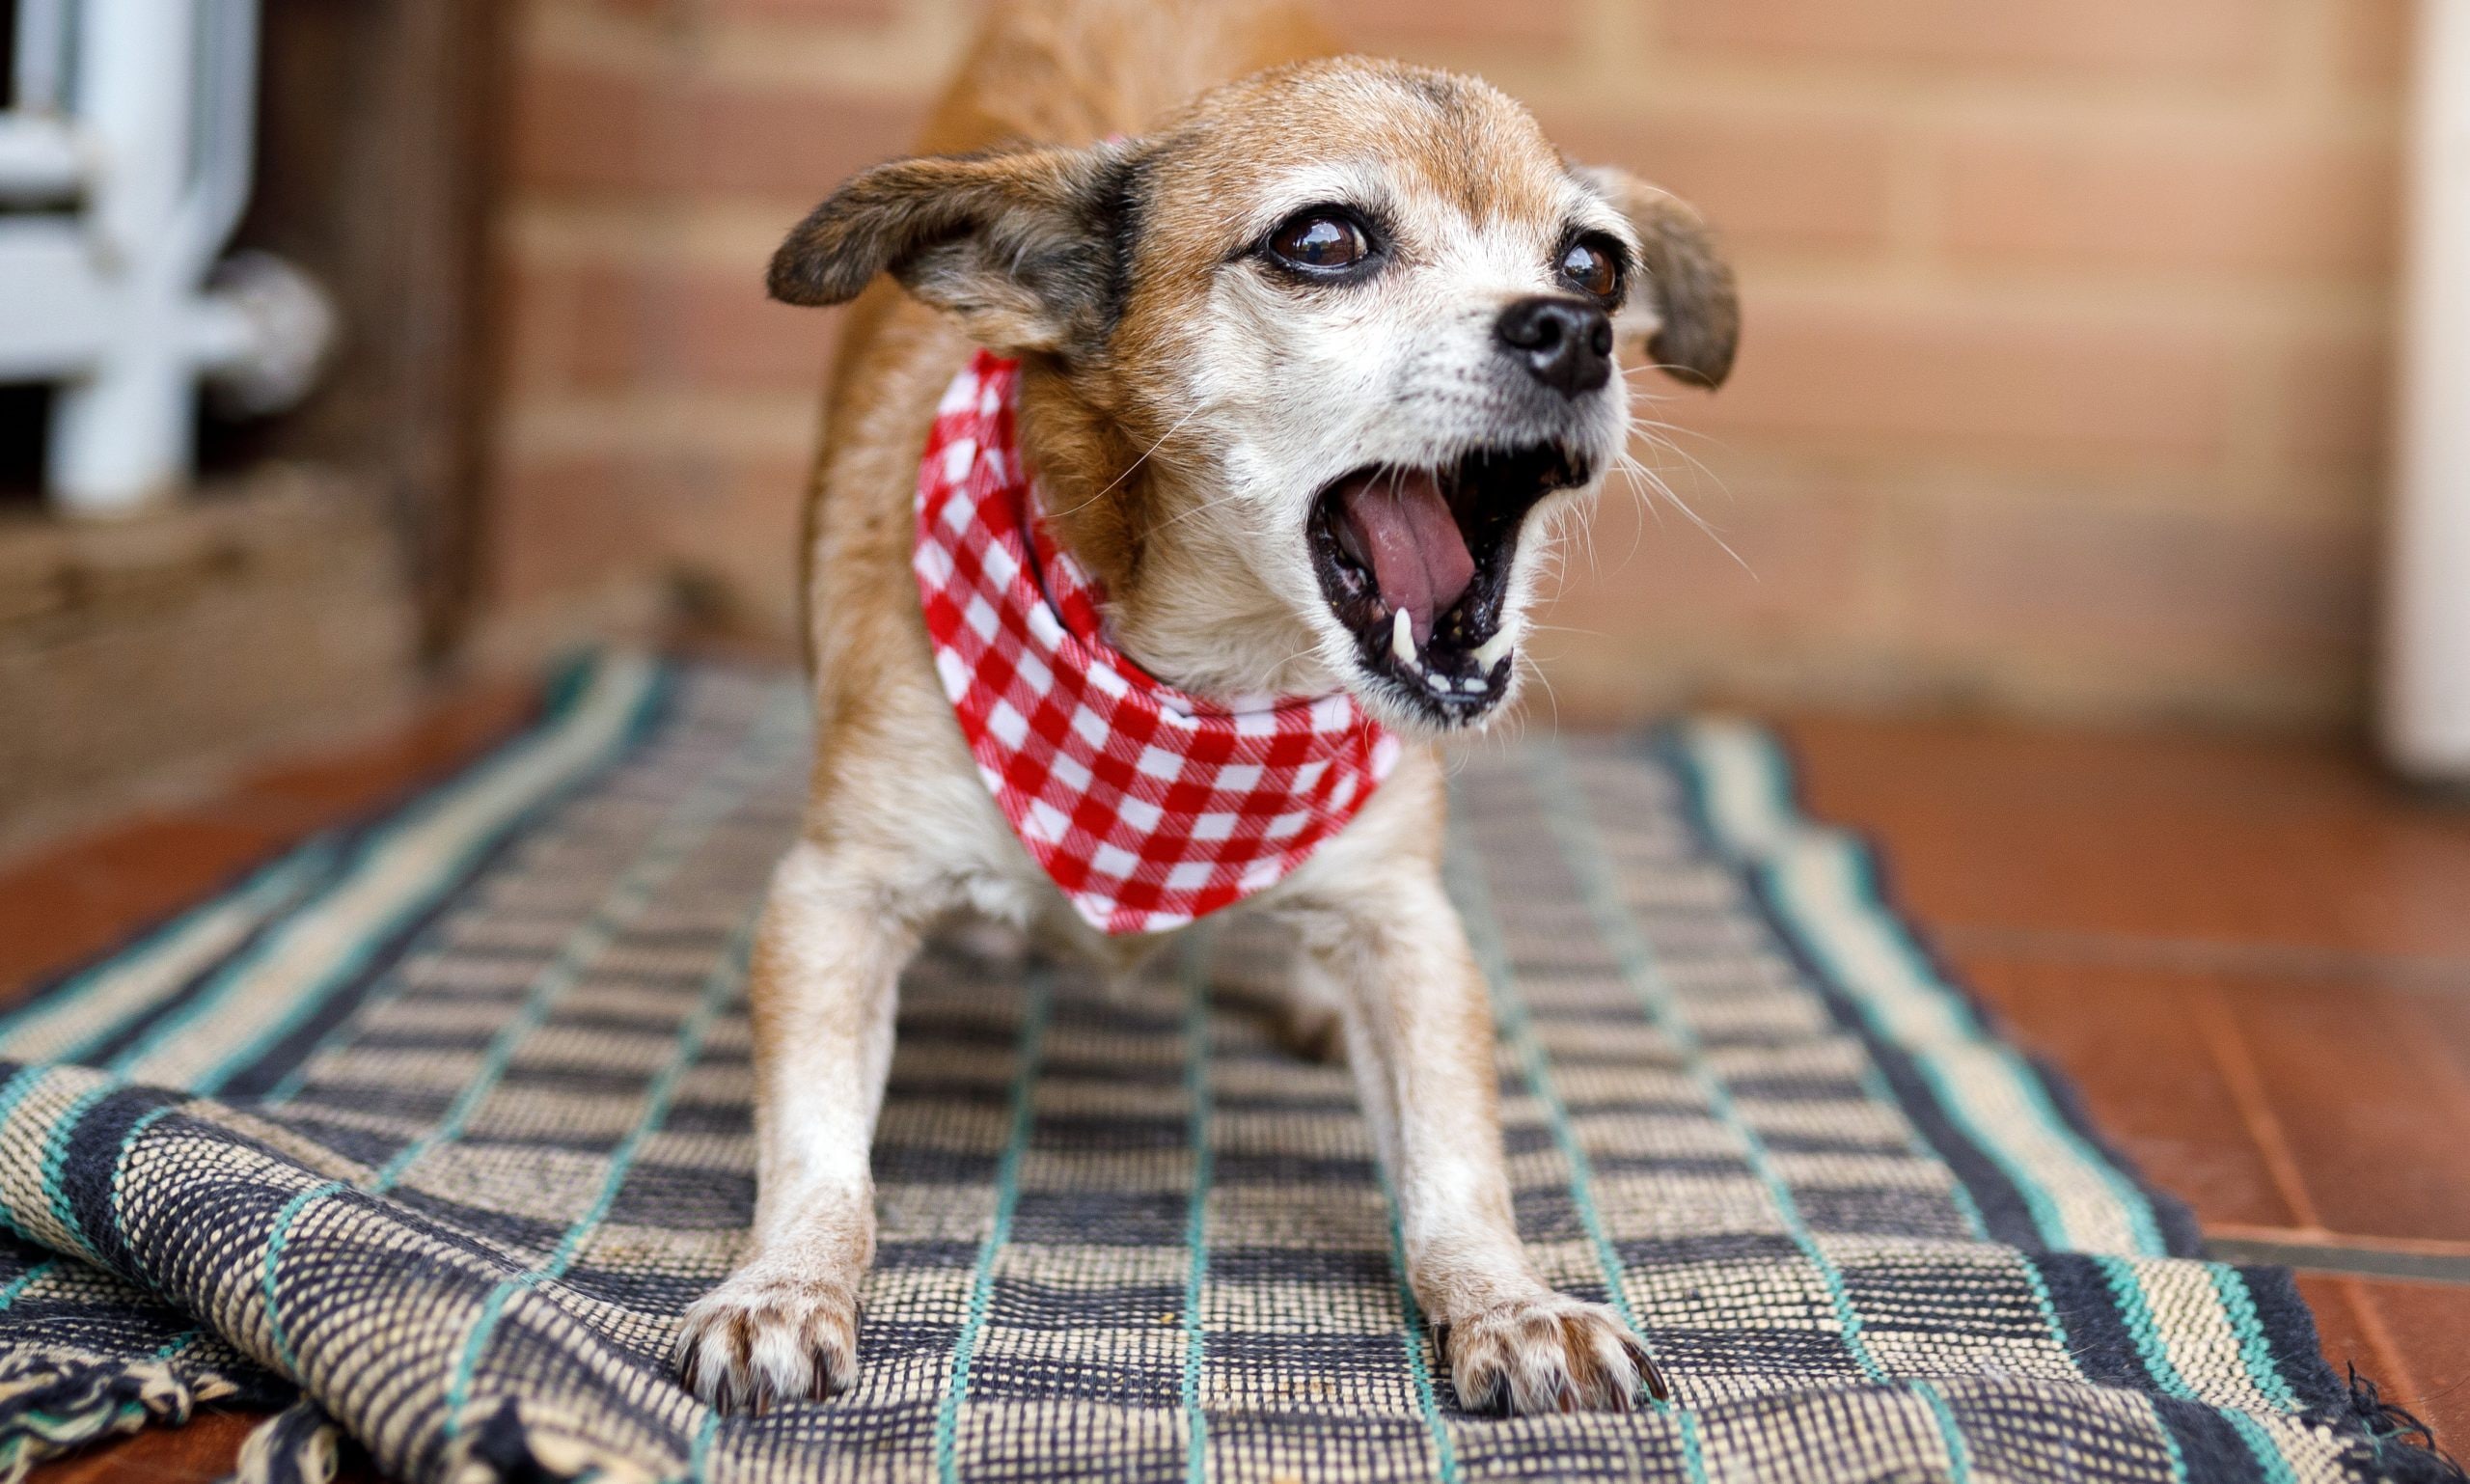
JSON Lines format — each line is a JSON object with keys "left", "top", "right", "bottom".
{"left": 1558, "top": 236, "right": 1623, "bottom": 301}
{"left": 1268, "top": 211, "right": 1372, "bottom": 273}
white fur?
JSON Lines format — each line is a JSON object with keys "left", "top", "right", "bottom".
{"left": 1133, "top": 162, "right": 1635, "bottom": 733}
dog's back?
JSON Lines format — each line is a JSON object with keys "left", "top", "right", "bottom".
{"left": 918, "top": 0, "right": 1334, "bottom": 154}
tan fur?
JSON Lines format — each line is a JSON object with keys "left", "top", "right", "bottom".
{"left": 675, "top": 0, "right": 1735, "bottom": 1416}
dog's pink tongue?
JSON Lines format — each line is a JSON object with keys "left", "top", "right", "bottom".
{"left": 1335, "top": 471, "right": 1475, "bottom": 646}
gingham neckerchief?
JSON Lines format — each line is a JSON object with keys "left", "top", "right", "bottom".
{"left": 913, "top": 350, "right": 1402, "bottom": 935}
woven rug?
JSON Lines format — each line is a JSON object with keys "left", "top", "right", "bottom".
{"left": 0, "top": 656, "right": 2451, "bottom": 1484}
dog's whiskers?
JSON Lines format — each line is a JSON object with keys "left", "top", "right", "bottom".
{"left": 1600, "top": 392, "right": 1746, "bottom": 576}
{"left": 1048, "top": 398, "right": 1212, "bottom": 520}
{"left": 1148, "top": 481, "right": 1254, "bottom": 536}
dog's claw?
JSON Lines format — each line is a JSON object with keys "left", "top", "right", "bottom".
{"left": 1438, "top": 1294, "right": 1660, "bottom": 1416}
{"left": 673, "top": 1268, "right": 860, "bottom": 1414}
{"left": 1623, "top": 1334, "right": 1672, "bottom": 1403}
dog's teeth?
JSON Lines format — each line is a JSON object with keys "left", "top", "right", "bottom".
{"left": 1390, "top": 609, "right": 1417, "bottom": 668}
{"left": 1463, "top": 675, "right": 1488, "bottom": 693}
{"left": 1471, "top": 628, "right": 1517, "bottom": 672}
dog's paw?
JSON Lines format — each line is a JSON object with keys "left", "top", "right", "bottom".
{"left": 672, "top": 1269, "right": 859, "bottom": 1413}
{"left": 1436, "top": 1294, "right": 1667, "bottom": 1415}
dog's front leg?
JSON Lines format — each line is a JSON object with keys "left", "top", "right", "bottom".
{"left": 673, "top": 839, "right": 920, "bottom": 1412}
{"left": 1304, "top": 873, "right": 1667, "bottom": 1415}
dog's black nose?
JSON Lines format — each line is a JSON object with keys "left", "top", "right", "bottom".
{"left": 1495, "top": 296, "right": 1614, "bottom": 398}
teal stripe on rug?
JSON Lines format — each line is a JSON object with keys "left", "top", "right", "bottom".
{"left": 1671, "top": 722, "right": 2310, "bottom": 1478}
{"left": 2209, "top": 1265, "right": 2302, "bottom": 1414}
{"left": 362, "top": 688, "right": 790, "bottom": 1195}
{"left": 104, "top": 655, "right": 666, "bottom": 1095}
{"left": 0, "top": 844, "right": 337, "bottom": 1067}
{"left": 1442, "top": 822, "right": 1675, "bottom": 1363}
{"left": 1177, "top": 934, "right": 1212, "bottom": 1484}
{"left": 2100, "top": 1254, "right": 2197, "bottom": 1398}
{"left": 438, "top": 908, "right": 758, "bottom": 1445}
{"left": 262, "top": 1180, "right": 350, "bottom": 1376}
{"left": 0, "top": 1067, "right": 56, "bottom": 1241}
{"left": 1676, "top": 719, "right": 2171, "bottom": 1256}
{"left": 1374, "top": 1147, "right": 1461, "bottom": 1484}
{"left": 934, "top": 966, "right": 1053, "bottom": 1484}
{"left": 0, "top": 654, "right": 618, "bottom": 1074}
{"left": 1912, "top": 1380, "right": 1976, "bottom": 1484}
{"left": 1444, "top": 815, "right": 1709, "bottom": 1480}
{"left": 0, "top": 1261, "right": 52, "bottom": 1314}
{"left": 253, "top": 680, "right": 797, "bottom": 1414}
{"left": 34, "top": 1082, "right": 122, "bottom": 1262}
{"left": 1527, "top": 739, "right": 1893, "bottom": 1388}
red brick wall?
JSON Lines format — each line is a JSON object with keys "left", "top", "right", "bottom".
{"left": 484, "top": 0, "right": 2409, "bottom": 730}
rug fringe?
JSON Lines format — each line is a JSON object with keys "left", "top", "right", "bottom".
{"left": 0, "top": 1350, "right": 243, "bottom": 1484}
{"left": 224, "top": 1397, "right": 344, "bottom": 1484}
{"left": 2332, "top": 1364, "right": 2469, "bottom": 1484}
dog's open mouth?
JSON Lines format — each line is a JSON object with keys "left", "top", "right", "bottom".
{"left": 1307, "top": 443, "right": 1588, "bottom": 724}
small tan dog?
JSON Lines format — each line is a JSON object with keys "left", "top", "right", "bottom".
{"left": 672, "top": 0, "right": 1737, "bottom": 1417}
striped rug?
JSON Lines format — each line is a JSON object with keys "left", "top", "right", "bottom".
{"left": 0, "top": 656, "right": 2449, "bottom": 1483}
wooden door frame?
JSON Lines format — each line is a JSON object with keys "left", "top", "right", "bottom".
{"left": 230, "top": 0, "right": 513, "bottom": 660}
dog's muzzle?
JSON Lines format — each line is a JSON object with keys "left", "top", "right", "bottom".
{"left": 1307, "top": 442, "right": 1589, "bottom": 727}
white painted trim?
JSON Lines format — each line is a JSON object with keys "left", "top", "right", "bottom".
{"left": 0, "top": 0, "right": 330, "bottom": 515}
{"left": 0, "top": 116, "right": 84, "bottom": 201}
{"left": 2387, "top": 0, "right": 2470, "bottom": 779}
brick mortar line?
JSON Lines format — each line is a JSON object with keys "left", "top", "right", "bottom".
{"left": 496, "top": 398, "right": 819, "bottom": 460}
{"left": 504, "top": 206, "right": 804, "bottom": 262}
{"left": 1725, "top": 274, "right": 2392, "bottom": 326}
{"left": 1509, "top": 65, "right": 2403, "bottom": 133}
{"left": 522, "top": 0, "right": 960, "bottom": 95}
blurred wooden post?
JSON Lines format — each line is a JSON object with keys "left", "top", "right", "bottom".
{"left": 235, "top": 0, "right": 512, "bottom": 659}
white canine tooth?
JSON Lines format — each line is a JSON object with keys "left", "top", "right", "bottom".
{"left": 1471, "top": 628, "right": 1518, "bottom": 672}
{"left": 1390, "top": 609, "right": 1417, "bottom": 668}
{"left": 1464, "top": 675, "right": 1488, "bottom": 693}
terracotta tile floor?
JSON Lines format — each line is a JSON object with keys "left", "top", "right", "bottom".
{"left": 7, "top": 692, "right": 2466, "bottom": 1480}
{"left": 1780, "top": 714, "right": 2470, "bottom": 1451}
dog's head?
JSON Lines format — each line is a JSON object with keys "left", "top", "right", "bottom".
{"left": 772, "top": 57, "right": 1736, "bottom": 733}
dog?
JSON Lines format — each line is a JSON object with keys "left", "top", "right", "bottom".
{"left": 672, "top": 0, "right": 1738, "bottom": 1418}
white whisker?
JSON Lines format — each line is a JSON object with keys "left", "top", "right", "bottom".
{"left": 1047, "top": 398, "right": 1212, "bottom": 520}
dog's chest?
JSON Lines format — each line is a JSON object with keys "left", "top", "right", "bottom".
{"left": 894, "top": 759, "right": 1166, "bottom": 970}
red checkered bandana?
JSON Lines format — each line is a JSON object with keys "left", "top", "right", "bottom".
{"left": 914, "top": 350, "right": 1402, "bottom": 935}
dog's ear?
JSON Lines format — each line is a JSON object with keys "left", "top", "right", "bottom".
{"left": 1574, "top": 167, "right": 1739, "bottom": 389}
{"left": 768, "top": 146, "right": 1136, "bottom": 357}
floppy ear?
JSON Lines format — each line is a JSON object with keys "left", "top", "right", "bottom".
{"left": 768, "top": 145, "right": 1138, "bottom": 357}
{"left": 1575, "top": 166, "right": 1739, "bottom": 389}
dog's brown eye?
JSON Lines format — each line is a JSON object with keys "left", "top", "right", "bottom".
{"left": 1559, "top": 237, "right": 1622, "bottom": 300}
{"left": 1269, "top": 212, "right": 1371, "bottom": 272}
